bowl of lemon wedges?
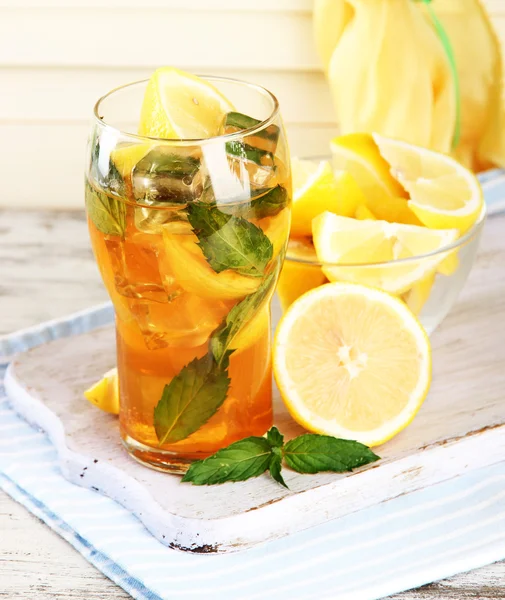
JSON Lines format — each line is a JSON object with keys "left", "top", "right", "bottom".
{"left": 278, "top": 132, "right": 485, "bottom": 334}
{"left": 272, "top": 132, "right": 485, "bottom": 450}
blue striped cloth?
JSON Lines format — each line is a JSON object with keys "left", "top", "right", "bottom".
{"left": 0, "top": 170, "right": 504, "bottom": 600}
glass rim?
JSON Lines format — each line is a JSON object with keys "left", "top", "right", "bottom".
{"left": 93, "top": 75, "right": 280, "bottom": 145}
{"left": 286, "top": 205, "right": 487, "bottom": 268}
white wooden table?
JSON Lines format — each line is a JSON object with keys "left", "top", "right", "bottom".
{"left": 0, "top": 208, "right": 504, "bottom": 599}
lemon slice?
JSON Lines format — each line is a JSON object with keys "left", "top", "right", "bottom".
{"left": 290, "top": 158, "right": 339, "bottom": 237}
{"left": 139, "top": 67, "right": 235, "bottom": 139}
{"left": 402, "top": 272, "right": 436, "bottom": 316}
{"left": 84, "top": 368, "right": 119, "bottom": 415}
{"left": 354, "top": 205, "right": 376, "bottom": 221}
{"left": 273, "top": 282, "right": 432, "bottom": 446}
{"left": 161, "top": 223, "right": 260, "bottom": 300}
{"left": 277, "top": 238, "right": 327, "bottom": 311}
{"left": 331, "top": 134, "right": 422, "bottom": 225}
{"left": 312, "top": 212, "right": 458, "bottom": 294}
{"left": 373, "top": 133, "right": 484, "bottom": 233}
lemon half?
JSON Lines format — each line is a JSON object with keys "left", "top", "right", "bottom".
{"left": 273, "top": 282, "right": 432, "bottom": 447}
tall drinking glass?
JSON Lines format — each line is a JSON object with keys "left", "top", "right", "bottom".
{"left": 85, "top": 77, "right": 291, "bottom": 472}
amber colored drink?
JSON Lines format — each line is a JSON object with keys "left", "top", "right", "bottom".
{"left": 85, "top": 77, "right": 291, "bottom": 472}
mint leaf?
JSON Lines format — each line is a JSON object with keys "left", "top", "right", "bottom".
{"left": 85, "top": 180, "right": 126, "bottom": 238}
{"left": 223, "top": 112, "right": 280, "bottom": 144}
{"left": 133, "top": 148, "right": 200, "bottom": 180}
{"left": 90, "top": 137, "right": 125, "bottom": 197}
{"left": 250, "top": 186, "right": 288, "bottom": 219}
{"left": 225, "top": 140, "right": 274, "bottom": 167}
{"left": 283, "top": 434, "right": 379, "bottom": 474}
{"left": 267, "top": 426, "right": 284, "bottom": 449}
{"left": 210, "top": 270, "right": 275, "bottom": 365}
{"left": 187, "top": 203, "right": 273, "bottom": 277}
{"left": 181, "top": 437, "right": 272, "bottom": 485}
{"left": 153, "top": 354, "right": 230, "bottom": 445}
{"left": 180, "top": 427, "right": 380, "bottom": 487}
{"left": 269, "top": 451, "right": 288, "bottom": 488}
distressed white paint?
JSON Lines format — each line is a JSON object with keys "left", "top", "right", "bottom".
{"left": 4, "top": 213, "right": 505, "bottom": 553}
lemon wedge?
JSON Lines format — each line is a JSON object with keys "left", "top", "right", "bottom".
{"left": 273, "top": 282, "right": 432, "bottom": 447}
{"left": 161, "top": 223, "right": 260, "bottom": 300}
{"left": 84, "top": 368, "right": 119, "bottom": 415}
{"left": 312, "top": 212, "right": 458, "bottom": 295}
{"left": 290, "top": 159, "right": 340, "bottom": 237}
{"left": 139, "top": 67, "right": 235, "bottom": 139}
{"left": 331, "top": 133, "right": 423, "bottom": 225}
{"left": 277, "top": 238, "right": 327, "bottom": 311}
{"left": 373, "top": 133, "right": 484, "bottom": 233}
{"left": 354, "top": 205, "right": 376, "bottom": 221}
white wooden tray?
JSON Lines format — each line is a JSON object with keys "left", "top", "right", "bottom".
{"left": 4, "top": 225, "right": 505, "bottom": 553}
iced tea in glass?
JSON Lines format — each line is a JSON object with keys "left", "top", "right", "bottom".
{"left": 85, "top": 76, "right": 291, "bottom": 472}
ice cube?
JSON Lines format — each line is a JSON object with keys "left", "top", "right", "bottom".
{"left": 105, "top": 234, "right": 170, "bottom": 303}
{"left": 132, "top": 146, "right": 203, "bottom": 204}
{"left": 129, "top": 292, "right": 230, "bottom": 351}
{"left": 134, "top": 204, "right": 187, "bottom": 234}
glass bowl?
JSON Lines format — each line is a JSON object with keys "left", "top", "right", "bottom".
{"left": 277, "top": 207, "right": 486, "bottom": 335}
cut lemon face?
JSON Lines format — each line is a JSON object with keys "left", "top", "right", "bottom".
{"left": 139, "top": 67, "right": 235, "bottom": 139}
{"left": 354, "top": 205, "right": 376, "bottom": 221}
{"left": 290, "top": 158, "right": 340, "bottom": 237}
{"left": 273, "top": 282, "right": 432, "bottom": 447}
{"left": 373, "top": 134, "right": 484, "bottom": 234}
{"left": 277, "top": 238, "right": 327, "bottom": 311}
{"left": 331, "top": 133, "right": 414, "bottom": 219}
{"left": 312, "top": 212, "right": 458, "bottom": 294}
{"left": 84, "top": 368, "right": 119, "bottom": 415}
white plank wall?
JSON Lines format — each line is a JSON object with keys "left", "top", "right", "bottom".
{"left": 0, "top": 0, "right": 503, "bottom": 208}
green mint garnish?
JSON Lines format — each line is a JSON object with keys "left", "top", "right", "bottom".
{"left": 182, "top": 426, "right": 380, "bottom": 487}
{"left": 283, "top": 434, "right": 380, "bottom": 474}
{"left": 225, "top": 140, "right": 274, "bottom": 167}
{"left": 85, "top": 180, "right": 126, "bottom": 238}
{"left": 250, "top": 185, "right": 288, "bottom": 219}
{"left": 181, "top": 437, "right": 273, "bottom": 485}
{"left": 187, "top": 202, "right": 273, "bottom": 277}
{"left": 210, "top": 269, "right": 276, "bottom": 365}
{"left": 224, "top": 112, "right": 280, "bottom": 144}
{"left": 153, "top": 353, "right": 231, "bottom": 445}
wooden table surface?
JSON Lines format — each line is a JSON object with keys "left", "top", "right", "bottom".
{"left": 0, "top": 208, "right": 504, "bottom": 599}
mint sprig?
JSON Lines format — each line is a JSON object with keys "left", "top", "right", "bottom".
{"left": 181, "top": 437, "right": 273, "bottom": 485}
{"left": 210, "top": 270, "right": 276, "bottom": 365}
{"left": 182, "top": 427, "right": 380, "bottom": 487}
{"left": 85, "top": 180, "right": 127, "bottom": 238}
{"left": 153, "top": 354, "right": 231, "bottom": 445}
{"left": 187, "top": 203, "right": 273, "bottom": 277}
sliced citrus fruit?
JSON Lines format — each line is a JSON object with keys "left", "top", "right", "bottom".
{"left": 139, "top": 67, "right": 235, "bottom": 139}
{"left": 332, "top": 170, "right": 368, "bottom": 218}
{"left": 232, "top": 305, "right": 270, "bottom": 354}
{"left": 84, "top": 368, "right": 119, "bottom": 415}
{"left": 371, "top": 196, "right": 423, "bottom": 226}
{"left": 160, "top": 223, "right": 260, "bottom": 300}
{"left": 312, "top": 212, "right": 458, "bottom": 294}
{"left": 273, "top": 282, "right": 432, "bottom": 447}
{"left": 110, "top": 143, "right": 152, "bottom": 179}
{"left": 437, "top": 251, "right": 459, "bottom": 276}
{"left": 401, "top": 272, "right": 436, "bottom": 315}
{"left": 330, "top": 133, "right": 416, "bottom": 221}
{"left": 373, "top": 134, "right": 484, "bottom": 234}
{"left": 277, "top": 238, "right": 327, "bottom": 311}
{"left": 290, "top": 158, "right": 339, "bottom": 237}
{"left": 354, "top": 205, "right": 376, "bottom": 221}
